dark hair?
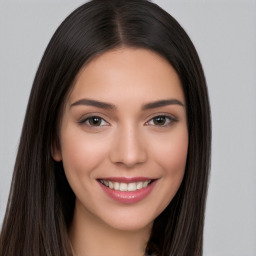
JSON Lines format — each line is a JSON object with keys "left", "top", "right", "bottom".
{"left": 0, "top": 0, "right": 211, "bottom": 255}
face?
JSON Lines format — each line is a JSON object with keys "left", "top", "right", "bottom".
{"left": 53, "top": 48, "right": 188, "bottom": 231}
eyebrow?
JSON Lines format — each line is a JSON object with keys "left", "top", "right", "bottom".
{"left": 70, "top": 99, "right": 115, "bottom": 110}
{"left": 142, "top": 99, "right": 184, "bottom": 110}
{"left": 70, "top": 98, "right": 184, "bottom": 110}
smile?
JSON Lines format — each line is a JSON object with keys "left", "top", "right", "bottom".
{"left": 97, "top": 177, "right": 157, "bottom": 204}
{"left": 99, "top": 179, "right": 152, "bottom": 192}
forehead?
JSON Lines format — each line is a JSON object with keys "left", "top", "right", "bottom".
{"left": 68, "top": 47, "right": 185, "bottom": 105}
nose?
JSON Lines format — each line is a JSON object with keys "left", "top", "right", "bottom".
{"left": 109, "top": 124, "right": 147, "bottom": 168}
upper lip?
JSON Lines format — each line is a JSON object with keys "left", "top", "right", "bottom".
{"left": 97, "top": 177, "right": 156, "bottom": 183}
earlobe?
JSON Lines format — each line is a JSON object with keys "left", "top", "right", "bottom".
{"left": 51, "top": 141, "right": 62, "bottom": 162}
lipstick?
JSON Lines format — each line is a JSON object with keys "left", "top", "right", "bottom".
{"left": 97, "top": 177, "right": 157, "bottom": 204}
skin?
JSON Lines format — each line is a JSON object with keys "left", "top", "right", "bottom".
{"left": 53, "top": 48, "right": 188, "bottom": 256}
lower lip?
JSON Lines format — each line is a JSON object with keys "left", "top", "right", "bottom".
{"left": 98, "top": 181, "right": 157, "bottom": 204}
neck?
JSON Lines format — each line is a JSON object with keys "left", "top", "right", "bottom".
{"left": 69, "top": 200, "right": 152, "bottom": 256}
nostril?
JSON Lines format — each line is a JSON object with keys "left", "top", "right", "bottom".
{"left": 109, "top": 128, "right": 147, "bottom": 166}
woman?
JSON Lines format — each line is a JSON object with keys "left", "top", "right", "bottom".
{"left": 0, "top": 0, "right": 211, "bottom": 255}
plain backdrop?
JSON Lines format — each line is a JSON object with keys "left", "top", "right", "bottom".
{"left": 0, "top": 1, "right": 256, "bottom": 255}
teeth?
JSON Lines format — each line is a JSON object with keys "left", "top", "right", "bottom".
{"left": 120, "top": 183, "right": 127, "bottom": 191}
{"left": 136, "top": 182, "right": 143, "bottom": 190}
{"left": 103, "top": 180, "right": 109, "bottom": 186}
{"left": 127, "top": 183, "right": 137, "bottom": 191}
{"left": 143, "top": 181, "right": 149, "bottom": 188}
{"left": 109, "top": 181, "right": 114, "bottom": 189}
{"left": 100, "top": 180, "right": 152, "bottom": 191}
{"left": 114, "top": 182, "right": 119, "bottom": 190}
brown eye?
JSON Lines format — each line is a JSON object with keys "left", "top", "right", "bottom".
{"left": 88, "top": 117, "right": 102, "bottom": 126}
{"left": 146, "top": 115, "right": 176, "bottom": 127}
{"left": 153, "top": 116, "right": 167, "bottom": 126}
{"left": 79, "top": 116, "right": 108, "bottom": 127}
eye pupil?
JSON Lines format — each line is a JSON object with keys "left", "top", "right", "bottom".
{"left": 153, "top": 116, "right": 166, "bottom": 125}
{"left": 89, "top": 117, "right": 102, "bottom": 126}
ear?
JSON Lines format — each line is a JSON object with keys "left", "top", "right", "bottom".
{"left": 51, "top": 139, "right": 62, "bottom": 162}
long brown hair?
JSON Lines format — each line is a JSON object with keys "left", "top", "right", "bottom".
{"left": 0, "top": 1, "right": 211, "bottom": 255}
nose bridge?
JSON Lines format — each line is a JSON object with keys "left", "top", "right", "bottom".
{"left": 110, "top": 121, "right": 147, "bottom": 167}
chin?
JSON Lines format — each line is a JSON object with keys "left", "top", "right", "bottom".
{"left": 96, "top": 207, "right": 156, "bottom": 232}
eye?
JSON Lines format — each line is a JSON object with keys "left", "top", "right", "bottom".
{"left": 79, "top": 116, "right": 108, "bottom": 127}
{"left": 146, "top": 115, "right": 176, "bottom": 127}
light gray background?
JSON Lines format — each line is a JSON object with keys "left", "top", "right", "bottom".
{"left": 0, "top": 1, "right": 255, "bottom": 255}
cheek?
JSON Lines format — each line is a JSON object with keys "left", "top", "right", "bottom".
{"left": 153, "top": 128, "right": 188, "bottom": 174}
{"left": 140, "top": 128, "right": 188, "bottom": 220}
{"left": 60, "top": 127, "right": 109, "bottom": 180}
{"left": 151, "top": 128, "right": 188, "bottom": 204}
{"left": 165, "top": 137, "right": 188, "bottom": 176}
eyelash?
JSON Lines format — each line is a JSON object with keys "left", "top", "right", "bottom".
{"left": 78, "top": 114, "right": 177, "bottom": 128}
{"left": 78, "top": 116, "right": 109, "bottom": 127}
{"left": 145, "top": 115, "right": 177, "bottom": 127}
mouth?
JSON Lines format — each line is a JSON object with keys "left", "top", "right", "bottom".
{"left": 98, "top": 179, "right": 154, "bottom": 192}
{"left": 97, "top": 177, "right": 158, "bottom": 204}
